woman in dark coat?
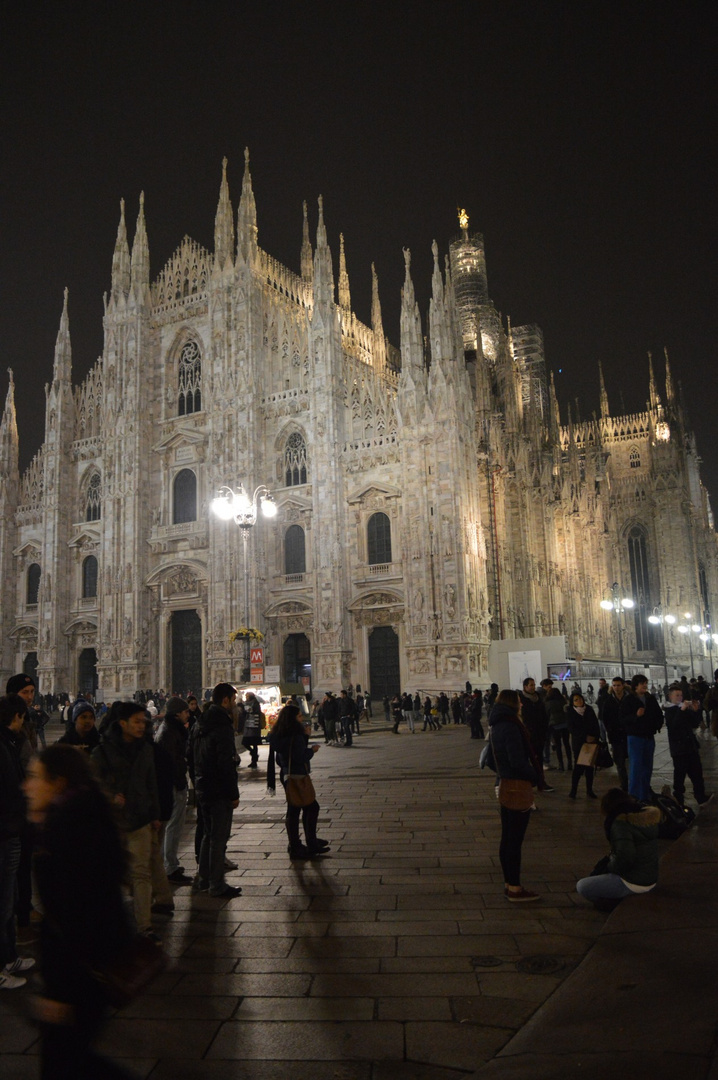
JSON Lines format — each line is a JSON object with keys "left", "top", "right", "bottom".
{"left": 268, "top": 704, "right": 330, "bottom": 859}
{"left": 566, "top": 692, "right": 601, "bottom": 799}
{"left": 489, "top": 690, "right": 544, "bottom": 902}
{"left": 24, "top": 743, "right": 132, "bottom": 1079}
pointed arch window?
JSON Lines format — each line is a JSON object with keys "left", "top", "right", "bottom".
{"left": 368, "top": 512, "right": 392, "bottom": 565}
{"left": 627, "top": 525, "right": 655, "bottom": 650}
{"left": 173, "top": 469, "right": 197, "bottom": 524}
{"left": 86, "top": 473, "right": 101, "bottom": 521}
{"left": 178, "top": 340, "right": 202, "bottom": 416}
{"left": 285, "top": 525, "right": 306, "bottom": 575}
{"left": 27, "top": 563, "right": 41, "bottom": 606}
{"left": 82, "top": 555, "right": 98, "bottom": 599}
{"left": 284, "top": 432, "right": 307, "bottom": 486}
{"left": 629, "top": 446, "right": 641, "bottom": 469}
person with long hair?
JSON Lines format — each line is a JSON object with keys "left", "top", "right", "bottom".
{"left": 576, "top": 787, "right": 660, "bottom": 909}
{"left": 267, "top": 704, "right": 329, "bottom": 859}
{"left": 24, "top": 743, "right": 133, "bottom": 1079}
{"left": 489, "top": 689, "right": 544, "bottom": 902}
{"left": 566, "top": 691, "right": 601, "bottom": 799}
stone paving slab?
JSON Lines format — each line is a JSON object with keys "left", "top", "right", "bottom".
{"left": 206, "top": 1020, "right": 405, "bottom": 1060}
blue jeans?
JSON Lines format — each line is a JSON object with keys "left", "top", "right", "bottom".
{"left": 577, "top": 873, "right": 635, "bottom": 903}
{"left": 628, "top": 735, "right": 655, "bottom": 801}
{"left": 0, "top": 837, "right": 21, "bottom": 967}
{"left": 162, "top": 787, "right": 187, "bottom": 874}
{"left": 198, "top": 799, "right": 234, "bottom": 894}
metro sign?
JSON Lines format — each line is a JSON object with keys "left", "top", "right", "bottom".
{"left": 250, "top": 647, "right": 264, "bottom": 666}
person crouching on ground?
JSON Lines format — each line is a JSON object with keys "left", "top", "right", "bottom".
{"left": 489, "top": 689, "right": 545, "bottom": 902}
{"left": 267, "top": 704, "right": 329, "bottom": 859}
{"left": 576, "top": 787, "right": 659, "bottom": 909}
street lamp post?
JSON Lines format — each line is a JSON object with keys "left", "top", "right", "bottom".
{"left": 677, "top": 613, "right": 702, "bottom": 680}
{"left": 648, "top": 606, "right": 677, "bottom": 691}
{"left": 699, "top": 611, "right": 716, "bottom": 682}
{"left": 600, "top": 582, "right": 635, "bottom": 681}
{"left": 211, "top": 484, "right": 277, "bottom": 680}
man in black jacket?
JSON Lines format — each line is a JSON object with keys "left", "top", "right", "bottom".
{"left": 92, "top": 702, "right": 161, "bottom": 939}
{"left": 664, "top": 683, "right": 711, "bottom": 807}
{"left": 191, "top": 683, "right": 241, "bottom": 899}
{"left": 337, "top": 690, "right": 355, "bottom": 746}
{"left": 620, "top": 674, "right": 663, "bottom": 802}
{"left": 156, "top": 697, "right": 192, "bottom": 883}
{"left": 601, "top": 678, "right": 629, "bottom": 791}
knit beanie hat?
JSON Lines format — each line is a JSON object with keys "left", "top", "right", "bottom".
{"left": 72, "top": 700, "right": 96, "bottom": 725}
{"left": 6, "top": 673, "right": 35, "bottom": 695}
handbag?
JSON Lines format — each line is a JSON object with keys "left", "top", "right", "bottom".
{"left": 596, "top": 742, "right": 613, "bottom": 769}
{"left": 284, "top": 743, "right": 316, "bottom": 807}
{"left": 497, "top": 778, "right": 534, "bottom": 811}
{"left": 577, "top": 741, "right": 599, "bottom": 767}
{"left": 91, "top": 934, "right": 169, "bottom": 1008}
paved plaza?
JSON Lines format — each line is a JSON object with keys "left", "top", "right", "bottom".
{"left": 2, "top": 717, "right": 716, "bottom": 1078}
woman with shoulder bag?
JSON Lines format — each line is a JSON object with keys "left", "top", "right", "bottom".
{"left": 267, "top": 704, "right": 330, "bottom": 860}
{"left": 566, "top": 692, "right": 601, "bottom": 800}
{"left": 489, "top": 689, "right": 544, "bottom": 902}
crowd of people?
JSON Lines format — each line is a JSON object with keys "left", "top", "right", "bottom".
{"left": 1, "top": 665, "right": 715, "bottom": 1072}
{"left": 484, "top": 670, "right": 716, "bottom": 905}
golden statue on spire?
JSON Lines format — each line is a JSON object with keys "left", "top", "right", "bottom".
{"left": 458, "top": 208, "right": 469, "bottom": 231}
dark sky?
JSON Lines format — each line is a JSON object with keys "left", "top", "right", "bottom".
{"left": 2, "top": 4, "right": 716, "bottom": 490}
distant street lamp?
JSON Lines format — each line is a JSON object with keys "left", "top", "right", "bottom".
{"left": 648, "top": 606, "right": 677, "bottom": 690}
{"left": 677, "top": 613, "right": 702, "bottom": 680}
{"left": 599, "top": 582, "right": 635, "bottom": 680}
{"left": 211, "top": 484, "right": 277, "bottom": 680}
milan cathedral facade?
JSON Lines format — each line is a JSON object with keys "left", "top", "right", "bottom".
{"left": 0, "top": 153, "right": 715, "bottom": 697}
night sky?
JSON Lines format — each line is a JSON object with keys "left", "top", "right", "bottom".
{"left": 2, "top": 5, "right": 716, "bottom": 490}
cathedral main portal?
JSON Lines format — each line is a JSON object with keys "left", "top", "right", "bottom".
{"left": 368, "top": 626, "right": 400, "bottom": 699}
{"left": 171, "top": 610, "right": 202, "bottom": 696}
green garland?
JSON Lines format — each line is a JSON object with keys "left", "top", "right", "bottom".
{"left": 228, "top": 626, "right": 265, "bottom": 643}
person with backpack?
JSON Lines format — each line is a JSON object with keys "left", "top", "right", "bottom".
{"left": 576, "top": 788, "right": 660, "bottom": 909}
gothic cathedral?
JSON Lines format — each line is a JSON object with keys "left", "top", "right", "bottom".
{"left": 0, "top": 153, "right": 715, "bottom": 697}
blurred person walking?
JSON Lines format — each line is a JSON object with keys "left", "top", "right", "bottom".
{"left": 25, "top": 744, "right": 133, "bottom": 1078}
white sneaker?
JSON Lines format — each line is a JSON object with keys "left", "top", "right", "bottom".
{"left": 3, "top": 957, "right": 36, "bottom": 975}
{"left": 0, "top": 972, "right": 27, "bottom": 990}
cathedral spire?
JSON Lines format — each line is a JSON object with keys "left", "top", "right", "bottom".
{"left": 549, "top": 370, "right": 561, "bottom": 442}
{"left": 237, "top": 147, "right": 258, "bottom": 262}
{"left": 312, "top": 196, "right": 334, "bottom": 308}
{"left": 598, "top": 362, "right": 609, "bottom": 419}
{"left": 429, "top": 240, "right": 451, "bottom": 364}
{"left": 371, "top": 262, "right": 386, "bottom": 374}
{"left": 130, "top": 192, "right": 150, "bottom": 294}
{"left": 0, "top": 369, "right": 19, "bottom": 485}
{"left": 338, "top": 234, "right": 351, "bottom": 314}
{"left": 111, "top": 198, "right": 130, "bottom": 300}
{"left": 301, "top": 201, "right": 313, "bottom": 281}
{"left": 648, "top": 350, "right": 660, "bottom": 411}
{"left": 53, "top": 288, "right": 72, "bottom": 384}
{"left": 214, "top": 157, "right": 234, "bottom": 270}
{"left": 399, "top": 248, "right": 424, "bottom": 377}
{"left": 664, "top": 346, "right": 675, "bottom": 405}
